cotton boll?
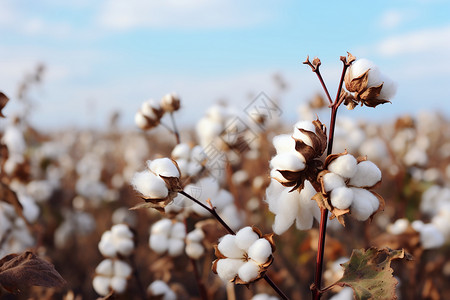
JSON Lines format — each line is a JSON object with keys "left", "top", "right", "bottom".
{"left": 419, "top": 224, "right": 445, "bottom": 249}
{"left": 131, "top": 170, "right": 168, "bottom": 199}
{"left": 112, "top": 224, "right": 133, "bottom": 239}
{"left": 378, "top": 74, "right": 397, "bottom": 100}
{"left": 272, "top": 134, "right": 295, "bottom": 154}
{"left": 387, "top": 218, "right": 410, "bottom": 235}
{"left": 186, "top": 242, "right": 205, "bottom": 259}
{"left": 270, "top": 152, "right": 305, "bottom": 172}
{"left": 322, "top": 172, "right": 345, "bottom": 192}
{"left": 348, "top": 161, "right": 382, "bottom": 188}
{"left": 348, "top": 59, "right": 381, "bottom": 87}
{"left": 293, "top": 121, "right": 316, "bottom": 147}
{"left": 148, "top": 280, "right": 171, "bottom": 296}
{"left": 110, "top": 276, "right": 127, "bottom": 294}
{"left": 352, "top": 188, "right": 379, "bottom": 212}
{"left": 218, "top": 235, "right": 245, "bottom": 258}
{"left": 248, "top": 239, "right": 272, "bottom": 264}
{"left": 432, "top": 212, "right": 450, "bottom": 239}
{"left": 328, "top": 155, "right": 357, "bottom": 179}
{"left": 216, "top": 258, "right": 245, "bottom": 281}
{"left": 95, "top": 259, "right": 114, "bottom": 276}
{"left": 235, "top": 227, "right": 260, "bottom": 251}
{"left": 295, "top": 181, "right": 321, "bottom": 230}
{"left": 93, "top": 276, "right": 111, "bottom": 296}
{"left": 403, "top": 146, "right": 428, "bottom": 167}
{"left": 148, "top": 158, "right": 180, "bottom": 178}
{"left": 135, "top": 112, "right": 150, "bottom": 129}
{"left": 114, "top": 260, "right": 132, "bottom": 278}
{"left": 350, "top": 195, "right": 374, "bottom": 221}
{"left": 171, "top": 143, "right": 191, "bottom": 160}
{"left": 151, "top": 219, "right": 173, "bottom": 235}
{"left": 115, "top": 238, "right": 134, "bottom": 257}
{"left": 330, "top": 187, "right": 354, "bottom": 210}
{"left": 238, "top": 261, "right": 260, "bottom": 283}
{"left": 270, "top": 169, "right": 286, "bottom": 183}
{"left": 271, "top": 187, "right": 300, "bottom": 234}
{"left": 411, "top": 220, "right": 424, "bottom": 232}
{"left": 168, "top": 239, "right": 185, "bottom": 257}
{"left": 149, "top": 234, "right": 169, "bottom": 254}
{"left": 141, "top": 99, "right": 159, "bottom": 119}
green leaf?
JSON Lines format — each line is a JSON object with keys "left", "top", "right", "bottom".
{"left": 335, "top": 247, "right": 412, "bottom": 300}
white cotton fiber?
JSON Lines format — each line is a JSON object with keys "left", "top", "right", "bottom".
{"left": 148, "top": 280, "right": 170, "bottom": 296}
{"left": 148, "top": 158, "right": 180, "bottom": 178}
{"left": 141, "top": 99, "right": 159, "bottom": 119}
{"left": 216, "top": 258, "right": 244, "bottom": 282}
{"left": 378, "top": 73, "right": 397, "bottom": 100}
{"left": 349, "top": 161, "right": 381, "bottom": 187}
{"left": 95, "top": 259, "right": 114, "bottom": 276}
{"left": 235, "top": 227, "right": 259, "bottom": 251}
{"left": 411, "top": 220, "right": 424, "bottom": 232}
{"left": 168, "top": 238, "right": 185, "bottom": 257}
{"left": 270, "top": 152, "right": 305, "bottom": 172}
{"left": 272, "top": 134, "right": 295, "bottom": 154}
{"left": 115, "top": 237, "right": 134, "bottom": 256}
{"left": 352, "top": 188, "right": 379, "bottom": 212}
{"left": 328, "top": 154, "right": 358, "bottom": 179}
{"left": 419, "top": 224, "right": 445, "bottom": 249}
{"left": 98, "top": 231, "right": 117, "bottom": 257}
{"left": 151, "top": 219, "right": 173, "bottom": 235}
{"left": 237, "top": 261, "right": 260, "bottom": 282}
{"left": 187, "top": 228, "right": 205, "bottom": 243}
{"left": 112, "top": 224, "right": 133, "bottom": 239}
{"left": 214, "top": 189, "right": 234, "bottom": 211}
{"left": 272, "top": 188, "right": 299, "bottom": 234}
{"left": 269, "top": 169, "right": 286, "bottom": 183}
{"left": 186, "top": 242, "right": 205, "bottom": 259}
{"left": 170, "top": 222, "right": 186, "bottom": 240}
{"left": 293, "top": 121, "right": 316, "bottom": 147}
{"left": 322, "top": 172, "right": 345, "bottom": 192}
{"left": 93, "top": 275, "right": 110, "bottom": 296}
{"left": 135, "top": 111, "right": 149, "bottom": 129}
{"left": 131, "top": 170, "right": 168, "bottom": 199}
{"left": 330, "top": 187, "right": 354, "bottom": 210}
{"left": 171, "top": 143, "right": 191, "bottom": 160}
{"left": 248, "top": 238, "right": 272, "bottom": 264}
{"left": 350, "top": 194, "right": 374, "bottom": 221}
{"left": 110, "top": 276, "right": 127, "bottom": 294}
{"left": 114, "top": 260, "right": 132, "bottom": 278}
{"left": 218, "top": 235, "right": 245, "bottom": 258}
{"left": 18, "top": 194, "right": 39, "bottom": 223}
{"left": 149, "top": 234, "right": 169, "bottom": 254}
{"left": 387, "top": 218, "right": 410, "bottom": 235}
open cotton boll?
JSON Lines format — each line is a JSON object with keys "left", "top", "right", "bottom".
{"left": 148, "top": 280, "right": 171, "bottom": 296}
{"left": 131, "top": 170, "right": 168, "bottom": 199}
{"left": 111, "top": 224, "right": 133, "bottom": 239}
{"left": 151, "top": 219, "right": 173, "bottom": 235}
{"left": 170, "top": 222, "right": 186, "bottom": 240}
{"left": 99, "top": 231, "right": 117, "bottom": 257}
{"left": 352, "top": 188, "right": 379, "bottom": 212}
{"left": 2, "top": 126, "right": 26, "bottom": 155}
{"left": 238, "top": 261, "right": 260, "bottom": 282}
{"left": 349, "top": 161, "right": 381, "bottom": 187}
{"left": 216, "top": 258, "right": 245, "bottom": 281}
{"left": 322, "top": 172, "right": 345, "bottom": 192}
{"left": 296, "top": 181, "right": 321, "bottom": 230}
{"left": 149, "top": 234, "right": 169, "bottom": 254}
{"left": 348, "top": 59, "right": 381, "bottom": 86}
{"left": 110, "top": 276, "right": 127, "bottom": 294}
{"left": 135, "top": 111, "right": 150, "bottom": 129}
{"left": 328, "top": 154, "right": 357, "bottom": 178}
{"left": 419, "top": 224, "right": 445, "bottom": 249}
{"left": 248, "top": 239, "right": 272, "bottom": 264}
{"left": 272, "top": 134, "right": 295, "bottom": 154}
{"left": 186, "top": 242, "right": 205, "bottom": 259}
{"left": 95, "top": 259, "right": 114, "bottom": 276}
{"left": 387, "top": 218, "right": 410, "bottom": 235}
{"left": 218, "top": 235, "right": 245, "bottom": 258}
{"left": 141, "top": 100, "right": 159, "bottom": 119}
{"left": 293, "top": 121, "right": 316, "bottom": 147}
{"left": 403, "top": 146, "right": 428, "bottom": 167}
{"left": 148, "top": 158, "right": 180, "bottom": 178}
{"left": 235, "top": 227, "right": 260, "bottom": 251}
{"left": 350, "top": 195, "right": 374, "bottom": 221}
{"left": 272, "top": 188, "right": 300, "bottom": 234}
{"left": 187, "top": 228, "right": 205, "bottom": 243}
{"left": 93, "top": 276, "right": 111, "bottom": 296}
{"left": 270, "top": 152, "right": 305, "bottom": 172}
{"left": 114, "top": 260, "right": 132, "bottom": 278}
{"left": 330, "top": 187, "right": 354, "bottom": 210}
{"left": 378, "top": 73, "right": 397, "bottom": 100}
{"left": 168, "top": 238, "right": 185, "bottom": 257}
{"left": 114, "top": 237, "right": 134, "bottom": 256}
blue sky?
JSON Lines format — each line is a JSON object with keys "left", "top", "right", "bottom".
{"left": 1, "top": 0, "right": 450, "bottom": 129}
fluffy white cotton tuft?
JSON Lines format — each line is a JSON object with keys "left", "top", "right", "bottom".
{"left": 148, "top": 280, "right": 170, "bottom": 296}
{"left": 419, "top": 224, "right": 445, "bottom": 249}
{"left": 98, "top": 231, "right": 116, "bottom": 258}
{"left": 350, "top": 194, "right": 374, "bottom": 221}
{"left": 352, "top": 188, "right": 379, "bottom": 212}
{"left": 293, "top": 121, "right": 316, "bottom": 147}
{"left": 328, "top": 154, "right": 358, "bottom": 178}
{"left": 112, "top": 224, "right": 133, "bottom": 239}
{"left": 110, "top": 276, "right": 127, "bottom": 294}
{"left": 322, "top": 172, "right": 345, "bottom": 192}
{"left": 93, "top": 276, "right": 110, "bottom": 296}
{"left": 168, "top": 238, "right": 185, "bottom": 257}
{"left": 170, "top": 222, "right": 186, "bottom": 240}
{"left": 270, "top": 152, "right": 305, "bottom": 172}
{"left": 151, "top": 219, "right": 173, "bottom": 235}
{"left": 131, "top": 170, "right": 168, "bottom": 199}
{"left": 135, "top": 111, "right": 150, "bottom": 129}
{"left": 248, "top": 238, "right": 272, "bottom": 264}
{"left": 378, "top": 73, "right": 397, "bottom": 100}
{"left": 238, "top": 261, "right": 260, "bottom": 282}
{"left": 95, "top": 259, "right": 114, "bottom": 276}
{"left": 149, "top": 234, "right": 169, "bottom": 254}
{"left": 216, "top": 258, "right": 245, "bottom": 281}
{"left": 387, "top": 218, "right": 410, "bottom": 235}
{"left": 171, "top": 143, "right": 191, "bottom": 160}
{"left": 148, "top": 158, "right": 180, "bottom": 178}
{"left": 114, "top": 260, "right": 132, "bottom": 278}
{"left": 330, "top": 187, "right": 354, "bottom": 210}
{"left": 187, "top": 228, "right": 205, "bottom": 243}
{"left": 186, "top": 242, "right": 205, "bottom": 259}
{"left": 411, "top": 220, "right": 424, "bottom": 232}
{"left": 271, "top": 187, "right": 300, "bottom": 234}
{"left": 235, "top": 227, "right": 260, "bottom": 251}
{"left": 349, "top": 161, "right": 381, "bottom": 187}
{"left": 218, "top": 235, "right": 245, "bottom": 258}
{"left": 272, "top": 134, "right": 295, "bottom": 154}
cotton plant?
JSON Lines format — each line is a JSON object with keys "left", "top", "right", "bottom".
{"left": 149, "top": 218, "right": 186, "bottom": 257}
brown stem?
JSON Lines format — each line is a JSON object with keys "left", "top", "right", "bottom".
{"left": 128, "top": 254, "right": 147, "bottom": 300}
{"left": 310, "top": 59, "right": 348, "bottom": 300}
{"left": 179, "top": 190, "right": 289, "bottom": 299}
{"left": 169, "top": 112, "right": 181, "bottom": 144}
{"left": 303, "top": 57, "right": 333, "bottom": 105}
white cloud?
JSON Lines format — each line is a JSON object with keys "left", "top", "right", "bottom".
{"left": 97, "top": 0, "right": 276, "bottom": 30}
{"left": 378, "top": 10, "right": 407, "bottom": 29}
{"left": 376, "top": 25, "right": 450, "bottom": 57}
